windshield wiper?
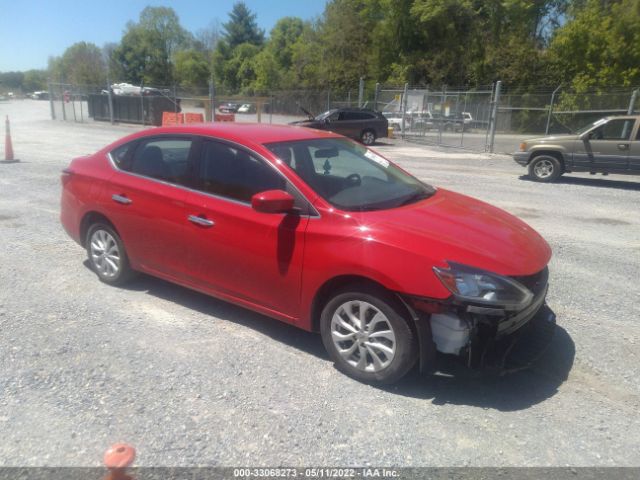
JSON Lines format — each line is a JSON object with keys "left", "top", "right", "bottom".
{"left": 398, "top": 190, "right": 432, "bottom": 207}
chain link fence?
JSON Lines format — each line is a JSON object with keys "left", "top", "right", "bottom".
{"left": 47, "top": 79, "right": 640, "bottom": 154}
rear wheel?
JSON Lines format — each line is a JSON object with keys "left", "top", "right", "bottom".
{"left": 86, "top": 223, "right": 135, "bottom": 285}
{"left": 360, "top": 129, "right": 376, "bottom": 146}
{"left": 528, "top": 155, "right": 563, "bottom": 182}
{"left": 320, "top": 285, "right": 418, "bottom": 384}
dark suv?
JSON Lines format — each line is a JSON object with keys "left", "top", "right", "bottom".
{"left": 291, "top": 107, "right": 388, "bottom": 145}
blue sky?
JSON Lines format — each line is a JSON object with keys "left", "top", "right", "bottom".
{"left": 0, "top": 0, "right": 327, "bottom": 71}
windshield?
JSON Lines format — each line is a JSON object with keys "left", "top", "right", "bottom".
{"left": 314, "top": 109, "right": 338, "bottom": 121}
{"left": 265, "top": 138, "right": 436, "bottom": 211}
{"left": 575, "top": 117, "right": 609, "bottom": 135}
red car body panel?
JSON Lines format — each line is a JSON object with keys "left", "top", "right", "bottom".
{"left": 60, "top": 124, "right": 552, "bottom": 333}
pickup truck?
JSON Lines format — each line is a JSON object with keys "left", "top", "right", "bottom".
{"left": 513, "top": 115, "right": 640, "bottom": 182}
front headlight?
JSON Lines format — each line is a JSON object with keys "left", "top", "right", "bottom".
{"left": 433, "top": 262, "right": 533, "bottom": 311}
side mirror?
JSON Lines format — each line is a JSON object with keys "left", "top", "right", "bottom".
{"left": 251, "top": 190, "right": 295, "bottom": 214}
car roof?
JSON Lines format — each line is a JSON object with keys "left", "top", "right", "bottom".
{"left": 124, "top": 122, "right": 343, "bottom": 146}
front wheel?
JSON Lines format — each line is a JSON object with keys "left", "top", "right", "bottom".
{"left": 320, "top": 286, "right": 418, "bottom": 384}
{"left": 528, "top": 155, "right": 563, "bottom": 182}
{"left": 86, "top": 223, "right": 135, "bottom": 285}
{"left": 360, "top": 129, "right": 376, "bottom": 146}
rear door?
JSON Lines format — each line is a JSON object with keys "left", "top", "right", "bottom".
{"left": 573, "top": 118, "right": 633, "bottom": 172}
{"left": 105, "top": 136, "right": 195, "bottom": 280}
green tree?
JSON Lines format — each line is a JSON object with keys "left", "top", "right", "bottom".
{"left": 250, "top": 17, "right": 306, "bottom": 91}
{"left": 114, "top": 6, "right": 189, "bottom": 85}
{"left": 548, "top": 0, "right": 640, "bottom": 89}
{"left": 212, "top": 3, "right": 264, "bottom": 92}
{"left": 174, "top": 49, "right": 211, "bottom": 87}
{"left": 222, "top": 2, "right": 265, "bottom": 48}
{"left": 320, "top": 0, "right": 384, "bottom": 88}
{"left": 52, "top": 42, "right": 106, "bottom": 85}
{"left": 22, "top": 70, "right": 48, "bottom": 92}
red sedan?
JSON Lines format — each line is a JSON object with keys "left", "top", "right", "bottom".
{"left": 60, "top": 123, "right": 555, "bottom": 384}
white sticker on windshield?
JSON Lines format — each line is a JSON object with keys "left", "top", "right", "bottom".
{"left": 364, "top": 150, "right": 390, "bottom": 168}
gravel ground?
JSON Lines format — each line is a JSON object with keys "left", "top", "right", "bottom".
{"left": 1, "top": 100, "right": 639, "bottom": 467}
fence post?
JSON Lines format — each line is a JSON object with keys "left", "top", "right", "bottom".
{"left": 326, "top": 90, "right": 331, "bottom": 110}
{"left": 545, "top": 85, "right": 561, "bottom": 135}
{"left": 374, "top": 82, "right": 380, "bottom": 111}
{"left": 173, "top": 85, "right": 178, "bottom": 118}
{"left": 60, "top": 80, "right": 67, "bottom": 122}
{"left": 488, "top": 80, "right": 501, "bottom": 153}
{"left": 401, "top": 82, "right": 409, "bottom": 139}
{"left": 211, "top": 82, "right": 216, "bottom": 122}
{"left": 106, "top": 73, "right": 114, "bottom": 125}
{"left": 140, "top": 82, "right": 144, "bottom": 126}
{"left": 628, "top": 89, "right": 638, "bottom": 115}
{"left": 208, "top": 78, "right": 214, "bottom": 122}
{"left": 358, "top": 77, "right": 365, "bottom": 108}
{"left": 270, "top": 95, "right": 274, "bottom": 124}
{"left": 48, "top": 80, "right": 56, "bottom": 120}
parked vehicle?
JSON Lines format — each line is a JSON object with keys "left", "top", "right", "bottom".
{"left": 382, "top": 111, "right": 406, "bottom": 132}
{"left": 30, "top": 91, "right": 49, "bottom": 100}
{"left": 513, "top": 115, "right": 640, "bottom": 182}
{"left": 61, "top": 123, "right": 555, "bottom": 384}
{"left": 291, "top": 107, "right": 388, "bottom": 145}
{"left": 237, "top": 103, "right": 255, "bottom": 113}
{"left": 219, "top": 102, "right": 240, "bottom": 113}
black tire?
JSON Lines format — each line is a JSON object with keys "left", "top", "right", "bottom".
{"left": 86, "top": 223, "right": 136, "bottom": 286}
{"left": 360, "top": 129, "right": 376, "bottom": 146}
{"left": 320, "top": 285, "right": 418, "bottom": 384}
{"left": 528, "top": 154, "right": 563, "bottom": 182}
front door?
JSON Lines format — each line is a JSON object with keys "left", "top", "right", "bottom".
{"left": 183, "top": 139, "right": 309, "bottom": 320}
{"left": 627, "top": 121, "right": 640, "bottom": 173}
{"left": 573, "top": 118, "right": 634, "bottom": 172}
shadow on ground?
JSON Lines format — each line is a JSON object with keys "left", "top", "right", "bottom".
{"left": 519, "top": 174, "right": 640, "bottom": 191}
{"left": 88, "top": 264, "right": 575, "bottom": 411}
{"left": 381, "top": 326, "right": 574, "bottom": 411}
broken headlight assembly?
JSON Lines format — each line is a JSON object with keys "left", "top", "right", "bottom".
{"left": 433, "top": 261, "right": 533, "bottom": 312}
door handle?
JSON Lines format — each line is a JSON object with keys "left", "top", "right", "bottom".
{"left": 188, "top": 214, "right": 215, "bottom": 227}
{"left": 617, "top": 143, "right": 629, "bottom": 150}
{"left": 112, "top": 194, "right": 132, "bottom": 205}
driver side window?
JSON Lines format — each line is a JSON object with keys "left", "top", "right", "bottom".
{"left": 591, "top": 119, "right": 634, "bottom": 140}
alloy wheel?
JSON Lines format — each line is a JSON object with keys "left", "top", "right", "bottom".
{"left": 89, "top": 229, "right": 121, "bottom": 278}
{"left": 534, "top": 159, "right": 555, "bottom": 179}
{"left": 330, "top": 300, "right": 397, "bottom": 373}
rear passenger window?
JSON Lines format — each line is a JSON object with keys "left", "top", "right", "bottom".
{"left": 197, "top": 141, "right": 286, "bottom": 203}
{"left": 128, "top": 138, "right": 193, "bottom": 184}
{"left": 110, "top": 143, "right": 135, "bottom": 169}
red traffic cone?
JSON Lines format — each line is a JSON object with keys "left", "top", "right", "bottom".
{"left": 103, "top": 443, "right": 136, "bottom": 480}
{"left": 2, "top": 115, "right": 19, "bottom": 163}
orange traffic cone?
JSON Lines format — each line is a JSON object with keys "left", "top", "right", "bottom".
{"left": 103, "top": 443, "right": 136, "bottom": 480}
{"left": 2, "top": 115, "right": 19, "bottom": 163}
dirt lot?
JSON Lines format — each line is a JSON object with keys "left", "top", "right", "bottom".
{"left": 1, "top": 100, "right": 639, "bottom": 467}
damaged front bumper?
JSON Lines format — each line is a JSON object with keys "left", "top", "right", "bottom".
{"left": 404, "top": 267, "right": 556, "bottom": 375}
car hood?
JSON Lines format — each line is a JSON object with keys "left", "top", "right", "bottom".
{"left": 524, "top": 134, "right": 579, "bottom": 143}
{"left": 358, "top": 188, "right": 551, "bottom": 277}
{"left": 289, "top": 119, "right": 320, "bottom": 127}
